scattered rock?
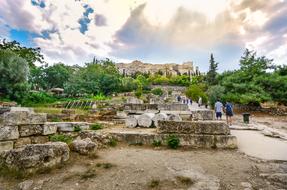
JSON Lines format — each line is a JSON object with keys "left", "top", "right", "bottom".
{"left": 17, "top": 180, "right": 33, "bottom": 190}
{"left": 71, "top": 138, "right": 97, "bottom": 155}
{"left": 241, "top": 182, "right": 252, "bottom": 188}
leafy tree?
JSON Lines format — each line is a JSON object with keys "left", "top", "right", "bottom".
{"left": 44, "top": 63, "right": 73, "bottom": 89}
{"left": 0, "top": 50, "right": 30, "bottom": 101}
{"left": 121, "top": 77, "right": 138, "bottom": 92}
{"left": 0, "top": 39, "right": 44, "bottom": 68}
{"left": 205, "top": 53, "right": 218, "bottom": 85}
{"left": 185, "top": 84, "right": 207, "bottom": 103}
{"left": 207, "top": 85, "right": 225, "bottom": 108}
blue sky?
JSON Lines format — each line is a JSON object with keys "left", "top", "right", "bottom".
{"left": 0, "top": 0, "right": 286, "bottom": 72}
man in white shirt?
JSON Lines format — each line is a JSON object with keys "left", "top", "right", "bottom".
{"left": 214, "top": 100, "right": 223, "bottom": 120}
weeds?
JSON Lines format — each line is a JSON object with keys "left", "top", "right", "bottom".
{"left": 152, "top": 140, "right": 162, "bottom": 147}
{"left": 149, "top": 179, "right": 160, "bottom": 188}
{"left": 49, "top": 134, "right": 73, "bottom": 144}
{"left": 166, "top": 135, "right": 180, "bottom": 149}
{"left": 108, "top": 138, "right": 117, "bottom": 147}
{"left": 90, "top": 123, "right": 103, "bottom": 130}
{"left": 176, "top": 176, "right": 194, "bottom": 186}
{"left": 73, "top": 125, "right": 82, "bottom": 132}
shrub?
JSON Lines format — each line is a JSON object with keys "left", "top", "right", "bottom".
{"left": 49, "top": 134, "right": 73, "bottom": 144}
{"left": 73, "top": 125, "right": 82, "bottom": 132}
{"left": 151, "top": 88, "right": 164, "bottom": 96}
{"left": 149, "top": 179, "right": 160, "bottom": 188}
{"left": 90, "top": 123, "right": 103, "bottom": 130}
{"left": 152, "top": 140, "right": 162, "bottom": 147}
{"left": 166, "top": 135, "right": 180, "bottom": 149}
{"left": 108, "top": 138, "right": 117, "bottom": 147}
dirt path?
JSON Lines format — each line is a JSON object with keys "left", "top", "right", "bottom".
{"left": 1, "top": 146, "right": 286, "bottom": 190}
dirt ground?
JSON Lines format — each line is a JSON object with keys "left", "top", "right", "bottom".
{"left": 1, "top": 146, "right": 286, "bottom": 190}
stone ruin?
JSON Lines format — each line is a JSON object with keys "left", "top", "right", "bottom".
{"left": 0, "top": 107, "right": 94, "bottom": 173}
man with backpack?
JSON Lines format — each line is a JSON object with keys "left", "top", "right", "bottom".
{"left": 225, "top": 102, "right": 234, "bottom": 126}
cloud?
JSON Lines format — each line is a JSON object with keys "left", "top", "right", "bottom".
{"left": 0, "top": 0, "right": 286, "bottom": 70}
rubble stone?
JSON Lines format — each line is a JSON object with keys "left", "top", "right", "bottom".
{"left": 0, "top": 142, "right": 69, "bottom": 173}
{"left": 56, "top": 122, "right": 89, "bottom": 132}
{"left": 0, "top": 125, "right": 19, "bottom": 141}
{"left": 0, "top": 141, "right": 14, "bottom": 152}
{"left": 15, "top": 138, "right": 32, "bottom": 148}
{"left": 71, "top": 138, "right": 97, "bottom": 155}
{"left": 19, "top": 125, "right": 43, "bottom": 137}
{"left": 191, "top": 110, "right": 215, "bottom": 120}
{"left": 42, "top": 123, "right": 58, "bottom": 135}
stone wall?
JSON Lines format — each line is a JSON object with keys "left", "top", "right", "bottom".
{"left": 191, "top": 110, "right": 215, "bottom": 120}
{"left": 157, "top": 121, "right": 230, "bottom": 135}
{"left": 0, "top": 108, "right": 90, "bottom": 152}
{"left": 124, "top": 103, "right": 188, "bottom": 111}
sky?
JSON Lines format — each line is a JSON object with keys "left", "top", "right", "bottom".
{"left": 0, "top": 0, "right": 286, "bottom": 72}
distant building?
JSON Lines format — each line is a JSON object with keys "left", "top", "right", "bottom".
{"left": 116, "top": 60, "right": 201, "bottom": 77}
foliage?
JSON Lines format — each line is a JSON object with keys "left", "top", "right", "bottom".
{"left": 121, "top": 77, "right": 138, "bottom": 92}
{"left": 0, "top": 39, "right": 44, "bottom": 68}
{"left": 135, "top": 87, "right": 143, "bottom": 98}
{"left": 0, "top": 49, "right": 30, "bottom": 101}
{"left": 207, "top": 85, "right": 225, "bottom": 107}
{"left": 108, "top": 138, "right": 117, "bottom": 147}
{"left": 166, "top": 135, "right": 180, "bottom": 149}
{"left": 152, "top": 140, "right": 162, "bottom": 147}
{"left": 73, "top": 125, "right": 82, "bottom": 132}
{"left": 151, "top": 87, "right": 164, "bottom": 96}
{"left": 90, "top": 123, "right": 103, "bottom": 130}
{"left": 205, "top": 53, "right": 218, "bottom": 85}
{"left": 185, "top": 84, "right": 208, "bottom": 103}
{"left": 149, "top": 179, "right": 160, "bottom": 188}
{"left": 49, "top": 134, "right": 73, "bottom": 144}
{"left": 21, "top": 92, "right": 57, "bottom": 106}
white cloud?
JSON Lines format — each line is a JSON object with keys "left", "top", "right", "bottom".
{"left": 0, "top": 0, "right": 286, "bottom": 68}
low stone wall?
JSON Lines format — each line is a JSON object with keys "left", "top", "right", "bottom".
{"left": 157, "top": 120, "right": 230, "bottom": 135}
{"left": 0, "top": 109, "right": 90, "bottom": 152}
{"left": 109, "top": 132, "right": 237, "bottom": 149}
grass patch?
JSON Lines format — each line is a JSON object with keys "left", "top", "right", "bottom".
{"left": 90, "top": 123, "right": 103, "bottom": 130}
{"left": 149, "top": 179, "right": 160, "bottom": 188}
{"left": 108, "top": 138, "right": 117, "bottom": 147}
{"left": 176, "top": 176, "right": 194, "bottom": 186}
{"left": 49, "top": 134, "right": 73, "bottom": 144}
{"left": 152, "top": 140, "right": 162, "bottom": 147}
{"left": 80, "top": 168, "right": 97, "bottom": 180}
{"left": 73, "top": 125, "right": 82, "bottom": 132}
{"left": 166, "top": 135, "right": 180, "bottom": 149}
{"left": 0, "top": 165, "right": 26, "bottom": 179}
{"left": 50, "top": 117, "right": 62, "bottom": 122}
{"left": 95, "top": 162, "right": 115, "bottom": 169}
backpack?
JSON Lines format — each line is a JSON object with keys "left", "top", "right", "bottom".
{"left": 226, "top": 103, "right": 232, "bottom": 113}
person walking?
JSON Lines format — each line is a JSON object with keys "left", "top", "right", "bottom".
{"left": 198, "top": 97, "right": 202, "bottom": 107}
{"left": 214, "top": 100, "right": 223, "bottom": 120}
{"left": 225, "top": 101, "right": 234, "bottom": 126}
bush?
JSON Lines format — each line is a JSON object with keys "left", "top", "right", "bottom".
{"left": 73, "top": 125, "right": 82, "bottom": 132}
{"left": 151, "top": 88, "right": 164, "bottom": 96}
{"left": 152, "top": 140, "right": 162, "bottom": 147}
{"left": 166, "top": 135, "right": 180, "bottom": 149}
{"left": 21, "top": 92, "right": 57, "bottom": 106}
{"left": 108, "top": 138, "right": 117, "bottom": 147}
{"left": 49, "top": 134, "right": 73, "bottom": 144}
{"left": 90, "top": 123, "right": 103, "bottom": 130}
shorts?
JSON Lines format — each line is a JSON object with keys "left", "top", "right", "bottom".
{"left": 216, "top": 112, "right": 222, "bottom": 118}
{"left": 226, "top": 111, "right": 233, "bottom": 116}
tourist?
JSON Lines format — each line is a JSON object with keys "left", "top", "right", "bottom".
{"left": 198, "top": 97, "right": 202, "bottom": 107}
{"left": 225, "top": 101, "right": 234, "bottom": 126}
{"left": 214, "top": 100, "right": 223, "bottom": 120}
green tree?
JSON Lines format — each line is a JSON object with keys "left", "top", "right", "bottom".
{"left": 185, "top": 84, "right": 207, "bottom": 103}
{"left": 44, "top": 63, "right": 73, "bottom": 89}
{"left": 151, "top": 88, "right": 163, "bottom": 96}
{"left": 0, "top": 50, "right": 30, "bottom": 101}
{"left": 205, "top": 53, "right": 218, "bottom": 85}
{"left": 207, "top": 85, "right": 225, "bottom": 108}
{"left": 0, "top": 39, "right": 44, "bottom": 68}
